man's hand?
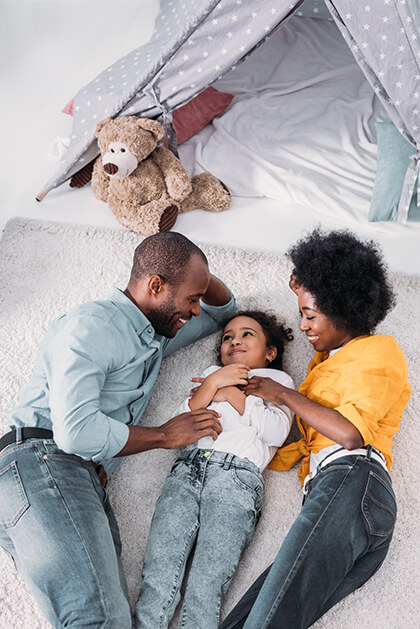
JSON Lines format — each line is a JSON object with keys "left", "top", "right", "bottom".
{"left": 93, "top": 462, "right": 108, "bottom": 488}
{"left": 201, "top": 274, "right": 232, "bottom": 306}
{"left": 160, "top": 408, "right": 222, "bottom": 448}
{"left": 116, "top": 409, "right": 222, "bottom": 457}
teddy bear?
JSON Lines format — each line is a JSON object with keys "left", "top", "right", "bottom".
{"left": 91, "top": 115, "right": 231, "bottom": 235}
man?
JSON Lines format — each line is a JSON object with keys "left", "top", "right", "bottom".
{"left": 0, "top": 232, "right": 236, "bottom": 628}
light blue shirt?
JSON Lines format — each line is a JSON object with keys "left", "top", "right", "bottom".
{"left": 9, "top": 287, "right": 236, "bottom": 477}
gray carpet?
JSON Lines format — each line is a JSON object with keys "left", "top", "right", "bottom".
{"left": 0, "top": 218, "right": 418, "bottom": 628}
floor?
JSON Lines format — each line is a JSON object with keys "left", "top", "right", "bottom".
{"left": 1, "top": 0, "right": 419, "bottom": 275}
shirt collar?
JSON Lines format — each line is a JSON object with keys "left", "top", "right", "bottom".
{"left": 108, "top": 286, "right": 156, "bottom": 341}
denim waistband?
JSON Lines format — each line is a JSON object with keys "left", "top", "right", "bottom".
{"left": 178, "top": 448, "right": 261, "bottom": 476}
{"left": 303, "top": 445, "right": 389, "bottom": 495}
{"left": 0, "top": 427, "right": 54, "bottom": 453}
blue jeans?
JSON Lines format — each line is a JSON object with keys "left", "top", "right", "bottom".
{"left": 134, "top": 448, "right": 265, "bottom": 629}
{"left": 0, "top": 436, "right": 131, "bottom": 628}
{"left": 220, "top": 449, "right": 396, "bottom": 629}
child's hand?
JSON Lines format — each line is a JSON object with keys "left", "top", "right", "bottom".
{"left": 209, "top": 364, "right": 249, "bottom": 390}
{"left": 244, "top": 376, "right": 287, "bottom": 405}
{"left": 212, "top": 385, "right": 243, "bottom": 403}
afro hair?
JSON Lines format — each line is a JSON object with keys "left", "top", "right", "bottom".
{"left": 287, "top": 229, "right": 395, "bottom": 337}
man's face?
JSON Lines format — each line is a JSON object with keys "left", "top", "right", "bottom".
{"left": 148, "top": 256, "right": 211, "bottom": 338}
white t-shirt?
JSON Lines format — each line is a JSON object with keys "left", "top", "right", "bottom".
{"left": 309, "top": 346, "right": 344, "bottom": 473}
{"left": 177, "top": 366, "right": 295, "bottom": 472}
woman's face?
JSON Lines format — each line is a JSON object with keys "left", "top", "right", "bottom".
{"left": 220, "top": 316, "right": 277, "bottom": 369}
{"left": 297, "top": 289, "right": 354, "bottom": 352}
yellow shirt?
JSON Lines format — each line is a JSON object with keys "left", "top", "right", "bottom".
{"left": 269, "top": 335, "right": 411, "bottom": 484}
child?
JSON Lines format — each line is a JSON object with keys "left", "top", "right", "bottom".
{"left": 134, "top": 311, "right": 295, "bottom": 629}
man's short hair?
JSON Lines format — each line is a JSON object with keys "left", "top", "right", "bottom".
{"left": 130, "top": 232, "right": 208, "bottom": 285}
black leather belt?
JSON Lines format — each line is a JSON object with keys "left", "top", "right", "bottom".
{"left": 0, "top": 427, "right": 54, "bottom": 452}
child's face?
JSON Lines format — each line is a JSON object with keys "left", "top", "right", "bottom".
{"left": 220, "top": 316, "right": 276, "bottom": 369}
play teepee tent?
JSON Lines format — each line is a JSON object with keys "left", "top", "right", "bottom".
{"left": 37, "top": 0, "right": 420, "bottom": 225}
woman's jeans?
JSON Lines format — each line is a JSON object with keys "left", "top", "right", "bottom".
{"left": 220, "top": 449, "right": 397, "bottom": 629}
{"left": 0, "top": 436, "right": 131, "bottom": 628}
{"left": 134, "top": 448, "right": 265, "bottom": 629}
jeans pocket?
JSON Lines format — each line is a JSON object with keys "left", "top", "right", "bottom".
{"left": 0, "top": 461, "right": 29, "bottom": 528}
{"left": 362, "top": 470, "right": 396, "bottom": 543}
{"left": 170, "top": 458, "right": 185, "bottom": 476}
{"left": 232, "top": 467, "right": 264, "bottom": 515}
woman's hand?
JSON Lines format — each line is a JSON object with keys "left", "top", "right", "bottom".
{"left": 244, "top": 376, "right": 289, "bottom": 405}
{"left": 246, "top": 377, "right": 363, "bottom": 450}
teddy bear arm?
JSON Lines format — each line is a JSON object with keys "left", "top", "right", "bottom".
{"left": 151, "top": 147, "right": 192, "bottom": 201}
{"left": 91, "top": 157, "right": 110, "bottom": 202}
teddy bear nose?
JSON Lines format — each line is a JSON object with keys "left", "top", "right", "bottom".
{"left": 103, "top": 163, "right": 118, "bottom": 175}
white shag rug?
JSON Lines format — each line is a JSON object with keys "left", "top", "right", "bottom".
{"left": 0, "top": 218, "right": 418, "bottom": 629}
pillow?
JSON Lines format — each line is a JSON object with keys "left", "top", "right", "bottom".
{"left": 369, "top": 122, "right": 420, "bottom": 222}
{"left": 294, "top": 0, "right": 333, "bottom": 21}
{"left": 62, "top": 99, "right": 74, "bottom": 115}
{"left": 167, "top": 86, "right": 234, "bottom": 145}
{"left": 62, "top": 86, "right": 234, "bottom": 145}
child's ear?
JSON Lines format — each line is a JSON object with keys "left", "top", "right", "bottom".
{"left": 267, "top": 346, "right": 277, "bottom": 363}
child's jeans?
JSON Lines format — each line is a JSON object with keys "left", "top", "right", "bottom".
{"left": 134, "top": 448, "right": 265, "bottom": 629}
{"left": 220, "top": 448, "right": 397, "bottom": 629}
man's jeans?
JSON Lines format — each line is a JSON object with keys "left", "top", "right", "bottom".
{"left": 0, "top": 437, "right": 131, "bottom": 628}
{"left": 135, "top": 448, "right": 265, "bottom": 629}
{"left": 220, "top": 450, "right": 396, "bottom": 629}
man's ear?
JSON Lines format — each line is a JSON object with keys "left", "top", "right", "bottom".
{"left": 148, "top": 274, "right": 168, "bottom": 297}
{"left": 267, "top": 346, "right": 278, "bottom": 363}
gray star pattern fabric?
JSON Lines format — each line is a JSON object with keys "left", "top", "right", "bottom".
{"left": 42, "top": 0, "right": 419, "bottom": 224}
{"left": 325, "top": 0, "right": 420, "bottom": 223}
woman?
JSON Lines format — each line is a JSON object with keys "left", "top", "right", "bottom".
{"left": 220, "top": 229, "right": 411, "bottom": 629}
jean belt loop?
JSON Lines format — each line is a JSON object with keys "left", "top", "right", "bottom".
{"left": 15, "top": 427, "right": 22, "bottom": 445}
{"left": 188, "top": 448, "right": 199, "bottom": 463}
{"left": 223, "top": 452, "right": 233, "bottom": 470}
{"left": 365, "top": 445, "right": 373, "bottom": 461}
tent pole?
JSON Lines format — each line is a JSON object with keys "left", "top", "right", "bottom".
{"left": 35, "top": 189, "right": 49, "bottom": 202}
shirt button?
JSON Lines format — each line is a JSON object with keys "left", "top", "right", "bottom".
{"left": 147, "top": 328, "right": 152, "bottom": 334}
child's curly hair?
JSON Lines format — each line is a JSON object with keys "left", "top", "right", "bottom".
{"left": 287, "top": 228, "right": 395, "bottom": 336}
{"left": 218, "top": 310, "right": 293, "bottom": 370}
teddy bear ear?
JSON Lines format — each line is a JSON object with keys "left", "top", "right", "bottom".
{"left": 136, "top": 118, "right": 165, "bottom": 142}
{"left": 95, "top": 117, "right": 112, "bottom": 136}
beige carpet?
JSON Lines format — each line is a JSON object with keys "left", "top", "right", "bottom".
{"left": 0, "top": 217, "right": 418, "bottom": 629}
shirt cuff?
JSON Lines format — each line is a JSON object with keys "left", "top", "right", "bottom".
{"left": 335, "top": 402, "right": 372, "bottom": 445}
{"left": 91, "top": 419, "right": 130, "bottom": 462}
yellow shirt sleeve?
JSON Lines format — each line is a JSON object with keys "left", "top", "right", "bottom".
{"left": 271, "top": 335, "right": 411, "bottom": 482}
